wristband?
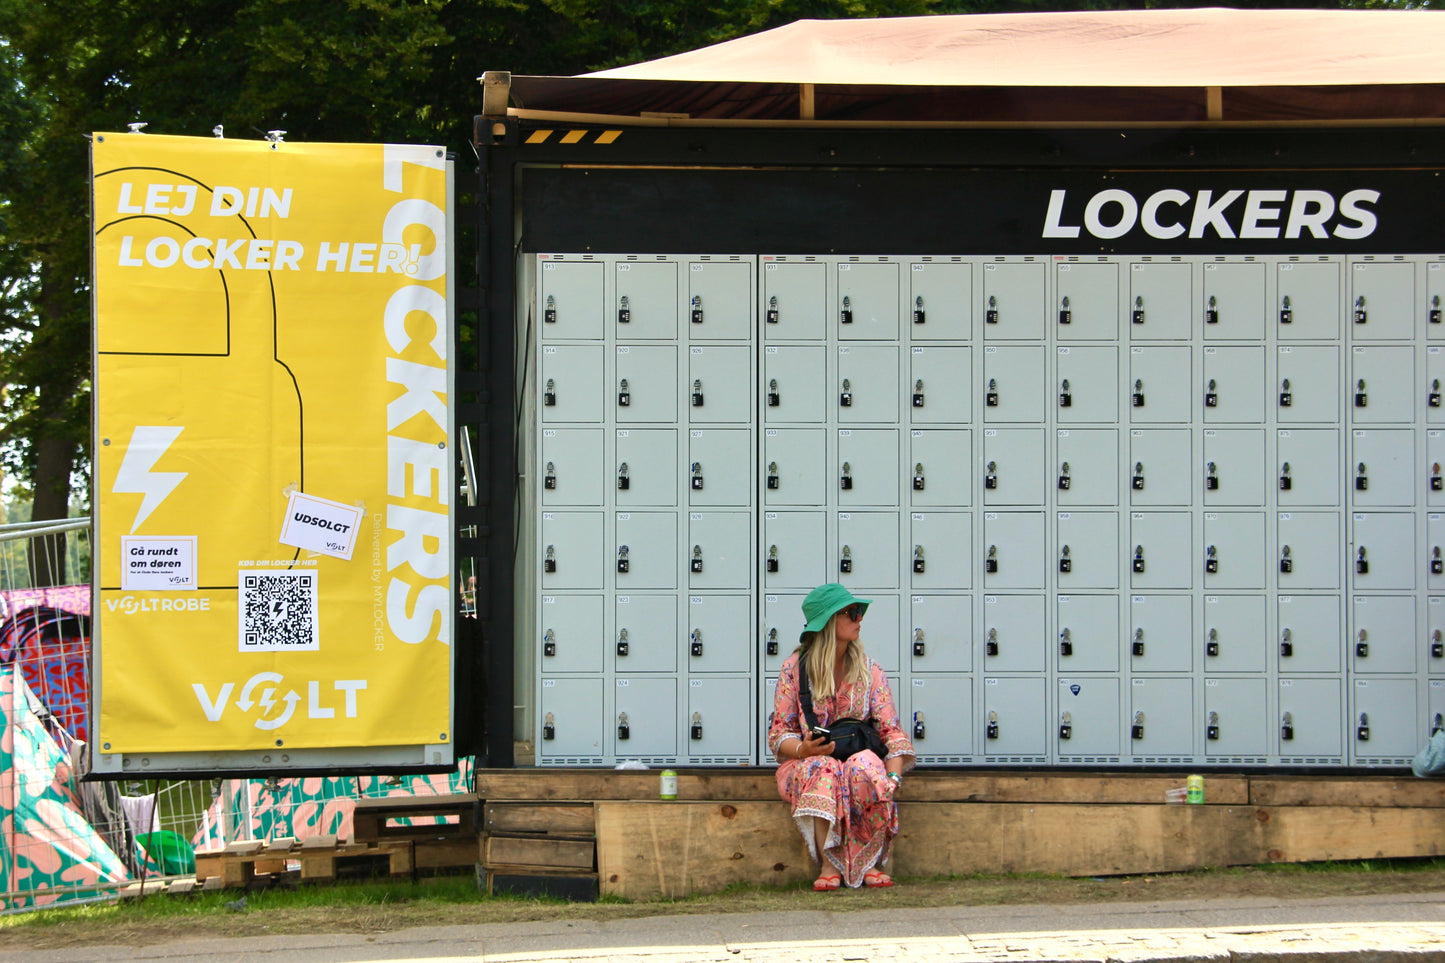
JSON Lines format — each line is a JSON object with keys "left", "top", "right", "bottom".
{"left": 886, "top": 772, "right": 901, "bottom": 784}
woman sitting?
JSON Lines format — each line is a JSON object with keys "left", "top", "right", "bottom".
{"left": 768, "top": 583, "right": 915, "bottom": 890}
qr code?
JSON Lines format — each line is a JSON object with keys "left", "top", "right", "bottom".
{"left": 238, "top": 571, "right": 319, "bottom": 651}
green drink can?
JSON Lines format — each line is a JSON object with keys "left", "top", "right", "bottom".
{"left": 1186, "top": 774, "right": 1204, "bottom": 804}
{"left": 660, "top": 769, "right": 678, "bottom": 800}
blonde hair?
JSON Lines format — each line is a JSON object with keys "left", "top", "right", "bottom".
{"left": 800, "top": 617, "right": 868, "bottom": 702}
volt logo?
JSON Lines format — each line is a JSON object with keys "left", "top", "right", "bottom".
{"left": 192, "top": 673, "right": 367, "bottom": 730}
{"left": 112, "top": 425, "right": 187, "bottom": 533}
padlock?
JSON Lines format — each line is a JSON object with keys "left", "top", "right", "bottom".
{"left": 1280, "top": 295, "right": 1292, "bottom": 325}
{"left": 1205, "top": 461, "right": 1219, "bottom": 491}
{"left": 1059, "top": 627, "right": 1073, "bottom": 656}
{"left": 1207, "top": 711, "right": 1220, "bottom": 741}
{"left": 985, "top": 545, "right": 999, "bottom": 574}
{"left": 913, "top": 712, "right": 926, "bottom": 739}
{"left": 1281, "top": 712, "right": 1294, "bottom": 742}
{"left": 1205, "top": 294, "right": 1219, "bottom": 325}
{"left": 617, "top": 712, "right": 630, "bottom": 741}
{"left": 767, "top": 462, "right": 780, "bottom": 490}
{"left": 840, "top": 461, "right": 853, "bottom": 491}
{"left": 913, "top": 545, "right": 926, "bottom": 574}
{"left": 912, "top": 295, "right": 925, "bottom": 325}
{"left": 690, "top": 545, "right": 703, "bottom": 574}
{"left": 839, "top": 545, "right": 853, "bottom": 574}
{"left": 1058, "top": 461, "right": 1071, "bottom": 490}
{"left": 839, "top": 295, "right": 853, "bottom": 325}
{"left": 690, "top": 628, "right": 704, "bottom": 657}
{"left": 1356, "top": 546, "right": 1369, "bottom": 574}
{"left": 1354, "top": 294, "right": 1367, "bottom": 325}
{"left": 617, "top": 462, "right": 630, "bottom": 490}
{"left": 1355, "top": 378, "right": 1368, "bottom": 408}
{"left": 1280, "top": 628, "right": 1293, "bottom": 657}
{"left": 1058, "top": 296, "right": 1072, "bottom": 325}
{"left": 1058, "top": 378, "right": 1072, "bottom": 408}
{"left": 1132, "top": 462, "right": 1145, "bottom": 491}
{"left": 1433, "top": 463, "right": 1443, "bottom": 492}
{"left": 986, "top": 377, "right": 999, "bottom": 407}
{"left": 913, "top": 463, "right": 926, "bottom": 491}
{"left": 1433, "top": 547, "right": 1443, "bottom": 576}
{"left": 1205, "top": 378, "right": 1218, "bottom": 408}
{"left": 1355, "top": 462, "right": 1368, "bottom": 491}
{"left": 913, "top": 378, "right": 925, "bottom": 408}
{"left": 1357, "top": 712, "right": 1370, "bottom": 742}
{"left": 691, "top": 461, "right": 704, "bottom": 491}
{"left": 1356, "top": 629, "right": 1368, "bottom": 658}
{"left": 1433, "top": 379, "right": 1443, "bottom": 408}
{"left": 1280, "top": 462, "right": 1293, "bottom": 491}
{"left": 691, "top": 294, "right": 703, "bottom": 324}
{"left": 544, "top": 294, "right": 557, "bottom": 324}
{"left": 691, "top": 711, "right": 703, "bottom": 741}
{"left": 1433, "top": 629, "right": 1443, "bottom": 659}
{"left": 1205, "top": 545, "right": 1218, "bottom": 574}
{"left": 1206, "top": 627, "right": 1219, "bottom": 657}
{"left": 544, "top": 378, "right": 557, "bottom": 407}
{"left": 544, "top": 545, "right": 557, "bottom": 574}
{"left": 617, "top": 295, "right": 631, "bottom": 324}
{"left": 544, "top": 461, "right": 557, "bottom": 490}
{"left": 1058, "top": 545, "right": 1072, "bottom": 574}
{"left": 618, "top": 377, "right": 630, "bottom": 407}
{"left": 1132, "top": 378, "right": 1145, "bottom": 408}
{"left": 1433, "top": 294, "right": 1443, "bottom": 325}
{"left": 543, "top": 629, "right": 556, "bottom": 658}
{"left": 985, "top": 461, "right": 998, "bottom": 490}
{"left": 1132, "top": 294, "right": 1145, "bottom": 325}
{"left": 767, "top": 379, "right": 780, "bottom": 407}
{"left": 1059, "top": 711, "right": 1073, "bottom": 741}
{"left": 1280, "top": 545, "right": 1293, "bottom": 574}
{"left": 691, "top": 378, "right": 704, "bottom": 407}
{"left": 542, "top": 712, "right": 556, "bottom": 741}
{"left": 766, "top": 545, "right": 779, "bottom": 573}
{"left": 1279, "top": 377, "right": 1292, "bottom": 407}
{"left": 912, "top": 628, "right": 925, "bottom": 658}
{"left": 840, "top": 378, "right": 853, "bottom": 407}
{"left": 1132, "top": 628, "right": 1145, "bottom": 657}
{"left": 985, "top": 295, "right": 999, "bottom": 324}
{"left": 616, "top": 628, "right": 629, "bottom": 657}
{"left": 766, "top": 295, "right": 779, "bottom": 324}
{"left": 1131, "top": 711, "right": 1145, "bottom": 740}
{"left": 1132, "top": 546, "right": 1145, "bottom": 574}
{"left": 986, "top": 711, "right": 999, "bottom": 740}
{"left": 766, "top": 627, "right": 779, "bottom": 656}
{"left": 985, "top": 627, "right": 999, "bottom": 656}
{"left": 616, "top": 545, "right": 630, "bottom": 574}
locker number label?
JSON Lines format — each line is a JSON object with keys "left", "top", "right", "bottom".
{"left": 691, "top": 680, "right": 703, "bottom": 687}
{"left": 543, "top": 513, "right": 555, "bottom": 520}
{"left": 543, "top": 680, "right": 555, "bottom": 687}
{"left": 618, "top": 596, "right": 630, "bottom": 603}
{"left": 691, "top": 597, "right": 703, "bottom": 605}
{"left": 543, "top": 346, "right": 557, "bottom": 354}
{"left": 617, "top": 679, "right": 629, "bottom": 687}
{"left": 542, "top": 596, "right": 555, "bottom": 604}
{"left": 617, "top": 346, "right": 629, "bottom": 354}
{"left": 691, "top": 346, "right": 703, "bottom": 354}
{"left": 544, "top": 429, "right": 556, "bottom": 437}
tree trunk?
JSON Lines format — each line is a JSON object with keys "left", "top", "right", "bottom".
{"left": 27, "top": 432, "right": 74, "bottom": 587}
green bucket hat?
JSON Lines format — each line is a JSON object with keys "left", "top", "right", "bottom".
{"left": 799, "top": 582, "right": 871, "bottom": 643}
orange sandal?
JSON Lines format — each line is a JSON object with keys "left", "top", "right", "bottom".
{"left": 813, "top": 873, "right": 842, "bottom": 891}
{"left": 863, "top": 870, "right": 894, "bottom": 888}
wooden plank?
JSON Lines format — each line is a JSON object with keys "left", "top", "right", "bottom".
{"left": 355, "top": 792, "right": 478, "bottom": 813}
{"left": 485, "top": 835, "right": 595, "bottom": 871}
{"left": 596, "top": 801, "right": 811, "bottom": 900}
{"left": 220, "top": 857, "right": 255, "bottom": 889}
{"left": 167, "top": 878, "right": 197, "bottom": 896}
{"left": 1249, "top": 776, "right": 1445, "bottom": 808}
{"left": 415, "top": 837, "right": 483, "bottom": 870}
{"left": 194, "top": 853, "right": 222, "bottom": 881}
{"left": 224, "top": 839, "right": 264, "bottom": 855}
{"left": 301, "top": 834, "right": 339, "bottom": 849}
{"left": 477, "top": 770, "right": 780, "bottom": 802}
{"left": 265, "top": 837, "right": 297, "bottom": 853}
{"left": 253, "top": 858, "right": 289, "bottom": 875}
{"left": 353, "top": 795, "right": 479, "bottom": 841}
{"left": 1255, "top": 805, "right": 1445, "bottom": 862}
{"left": 486, "top": 802, "right": 595, "bottom": 837}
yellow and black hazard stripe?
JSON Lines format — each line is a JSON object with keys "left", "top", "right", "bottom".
{"left": 524, "top": 129, "right": 624, "bottom": 146}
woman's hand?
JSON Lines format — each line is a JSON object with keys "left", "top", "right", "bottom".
{"left": 795, "top": 731, "right": 835, "bottom": 759}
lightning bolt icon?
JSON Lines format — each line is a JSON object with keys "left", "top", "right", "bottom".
{"left": 112, "top": 425, "right": 188, "bottom": 534}
{"left": 259, "top": 687, "right": 277, "bottom": 715}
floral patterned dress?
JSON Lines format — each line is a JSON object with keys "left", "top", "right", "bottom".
{"left": 768, "top": 652, "right": 915, "bottom": 887}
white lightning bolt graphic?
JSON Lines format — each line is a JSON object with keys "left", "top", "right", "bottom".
{"left": 112, "top": 426, "right": 187, "bottom": 534}
{"left": 258, "top": 686, "right": 277, "bottom": 714}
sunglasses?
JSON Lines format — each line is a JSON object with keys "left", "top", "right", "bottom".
{"left": 841, "top": 605, "right": 866, "bottom": 622}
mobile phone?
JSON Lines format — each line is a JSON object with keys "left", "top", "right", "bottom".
{"left": 809, "top": 725, "right": 830, "bottom": 738}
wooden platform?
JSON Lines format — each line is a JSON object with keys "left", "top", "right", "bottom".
{"left": 193, "top": 833, "right": 482, "bottom": 889}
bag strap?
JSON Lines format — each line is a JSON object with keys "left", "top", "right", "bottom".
{"left": 797, "top": 658, "right": 821, "bottom": 732}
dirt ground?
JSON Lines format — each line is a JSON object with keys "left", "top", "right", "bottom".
{"left": 5, "top": 861, "right": 1445, "bottom": 950}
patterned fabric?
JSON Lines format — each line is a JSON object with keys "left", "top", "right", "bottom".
{"left": 768, "top": 653, "right": 914, "bottom": 888}
{"left": 0, "top": 606, "right": 92, "bottom": 743}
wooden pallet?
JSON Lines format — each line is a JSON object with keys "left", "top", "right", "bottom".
{"left": 194, "top": 836, "right": 415, "bottom": 888}
{"left": 353, "top": 793, "right": 481, "bottom": 842}
{"left": 481, "top": 801, "right": 598, "bottom": 900}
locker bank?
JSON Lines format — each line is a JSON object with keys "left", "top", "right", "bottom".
{"left": 464, "top": 10, "right": 1445, "bottom": 772}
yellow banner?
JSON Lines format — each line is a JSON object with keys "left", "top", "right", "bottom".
{"left": 92, "top": 134, "right": 452, "bottom": 754}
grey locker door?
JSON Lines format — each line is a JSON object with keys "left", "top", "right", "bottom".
{"left": 1202, "top": 594, "right": 1268, "bottom": 674}
{"left": 908, "top": 675, "right": 974, "bottom": 757}
{"left": 1430, "top": 596, "right": 1445, "bottom": 677}
{"left": 688, "top": 511, "right": 751, "bottom": 591}
{"left": 539, "top": 259, "right": 605, "bottom": 340}
{"left": 1430, "top": 514, "right": 1445, "bottom": 594}
{"left": 688, "top": 345, "right": 752, "bottom": 424}
{"left": 910, "top": 593, "right": 973, "bottom": 673}
{"left": 1351, "top": 346, "right": 1414, "bottom": 425}
{"left": 1129, "top": 677, "right": 1194, "bottom": 757}
{"left": 687, "top": 260, "right": 752, "bottom": 340}
{"left": 1057, "top": 594, "right": 1121, "bottom": 673}
{"left": 614, "top": 594, "right": 678, "bottom": 673}
{"left": 1429, "top": 348, "right": 1445, "bottom": 426}
{"left": 837, "top": 511, "right": 901, "bottom": 589}
{"left": 910, "top": 429, "right": 973, "bottom": 508}
{"left": 983, "top": 428, "right": 1046, "bottom": 507}
{"left": 1278, "top": 678, "right": 1344, "bottom": 759}
{"left": 1202, "top": 346, "right": 1265, "bottom": 424}
{"left": 1350, "top": 261, "right": 1415, "bottom": 341}
{"left": 762, "top": 260, "right": 827, "bottom": 341}
{"left": 1056, "top": 346, "right": 1119, "bottom": 424}
{"left": 837, "top": 345, "right": 900, "bottom": 424}
{"left": 1203, "top": 429, "right": 1266, "bottom": 507}
{"left": 1129, "top": 261, "right": 1192, "bottom": 340}
{"left": 1058, "top": 429, "right": 1120, "bottom": 507}
{"left": 615, "top": 345, "right": 679, "bottom": 424}
{"left": 614, "top": 678, "right": 678, "bottom": 759}
{"left": 539, "top": 594, "right": 605, "bottom": 674}
{"left": 1202, "top": 511, "right": 1266, "bottom": 592}
{"left": 1352, "top": 677, "right": 1420, "bottom": 760}
{"left": 1351, "top": 429, "right": 1415, "bottom": 507}
{"left": 541, "top": 511, "right": 605, "bottom": 590}
{"left": 615, "top": 428, "right": 678, "bottom": 507}
{"left": 983, "top": 346, "right": 1046, "bottom": 423}
{"left": 983, "top": 512, "right": 1045, "bottom": 590}
{"left": 839, "top": 429, "right": 901, "bottom": 507}
{"left": 859, "top": 594, "right": 902, "bottom": 672}
{"left": 763, "top": 511, "right": 827, "bottom": 591}
{"left": 763, "top": 346, "right": 827, "bottom": 424}
{"left": 1203, "top": 678, "right": 1267, "bottom": 756}
{"left": 982, "top": 594, "right": 1045, "bottom": 673}
{"left": 1277, "top": 345, "right": 1341, "bottom": 426}
{"left": 1277, "top": 261, "right": 1341, "bottom": 340}
{"left": 1057, "top": 677, "right": 1121, "bottom": 756}
{"left": 539, "top": 678, "right": 604, "bottom": 759}
{"left": 1130, "top": 594, "right": 1193, "bottom": 673}
{"left": 1430, "top": 431, "right": 1445, "bottom": 508}
{"left": 1056, "top": 511, "right": 1120, "bottom": 591}
{"left": 1431, "top": 262, "right": 1445, "bottom": 341}
{"left": 764, "top": 428, "right": 827, "bottom": 507}
{"left": 540, "top": 344, "right": 604, "bottom": 424}
{"left": 983, "top": 676, "right": 1047, "bottom": 756}
{"left": 1277, "top": 594, "right": 1342, "bottom": 674}
{"left": 837, "top": 261, "right": 900, "bottom": 341}
{"left": 760, "top": 676, "right": 779, "bottom": 761}
{"left": 1129, "top": 346, "right": 1192, "bottom": 424}
{"left": 686, "top": 594, "right": 751, "bottom": 673}
{"left": 1054, "top": 261, "right": 1119, "bottom": 340}
{"left": 1129, "top": 512, "right": 1193, "bottom": 590}
{"left": 1129, "top": 428, "right": 1192, "bottom": 507}
{"left": 763, "top": 593, "right": 807, "bottom": 675}
{"left": 614, "top": 511, "right": 678, "bottom": 590}
{"left": 1352, "top": 512, "right": 1415, "bottom": 591}
{"left": 615, "top": 261, "right": 678, "bottom": 340}
{"left": 909, "top": 262, "right": 972, "bottom": 341}
{"left": 689, "top": 429, "right": 751, "bottom": 508}
{"left": 541, "top": 428, "right": 605, "bottom": 507}
{"left": 982, "top": 261, "right": 1046, "bottom": 340}
{"left": 1352, "top": 595, "right": 1418, "bottom": 675}
{"left": 909, "top": 346, "right": 973, "bottom": 424}
{"left": 1202, "top": 261, "right": 1266, "bottom": 341}
{"left": 1277, "top": 512, "right": 1343, "bottom": 591}
{"left": 1277, "top": 429, "right": 1341, "bottom": 508}
{"left": 910, "top": 512, "right": 973, "bottom": 590}
{"left": 688, "top": 676, "right": 753, "bottom": 759}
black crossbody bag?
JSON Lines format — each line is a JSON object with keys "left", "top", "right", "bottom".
{"left": 797, "top": 660, "right": 887, "bottom": 762}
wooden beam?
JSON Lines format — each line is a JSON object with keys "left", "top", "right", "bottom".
{"left": 1207, "top": 86, "right": 1223, "bottom": 120}
{"left": 800, "top": 84, "right": 816, "bottom": 121}
{"left": 485, "top": 836, "right": 595, "bottom": 871}
{"left": 1250, "top": 776, "right": 1445, "bottom": 808}
{"left": 486, "top": 802, "right": 595, "bottom": 837}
